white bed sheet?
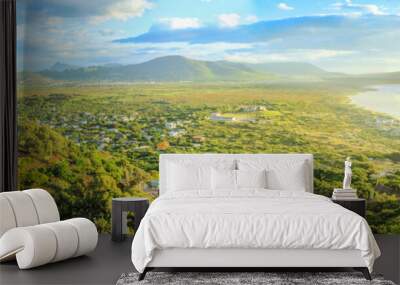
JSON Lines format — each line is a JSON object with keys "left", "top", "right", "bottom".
{"left": 131, "top": 190, "right": 380, "bottom": 273}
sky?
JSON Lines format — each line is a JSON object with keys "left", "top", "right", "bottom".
{"left": 17, "top": 0, "right": 400, "bottom": 74}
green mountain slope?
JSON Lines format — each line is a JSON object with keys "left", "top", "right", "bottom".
{"left": 17, "top": 71, "right": 57, "bottom": 86}
{"left": 360, "top": 71, "right": 400, "bottom": 83}
{"left": 18, "top": 120, "right": 152, "bottom": 232}
{"left": 29, "top": 56, "right": 400, "bottom": 84}
{"left": 40, "top": 55, "right": 272, "bottom": 82}
{"left": 247, "top": 62, "right": 328, "bottom": 76}
{"left": 50, "top": 62, "right": 80, "bottom": 72}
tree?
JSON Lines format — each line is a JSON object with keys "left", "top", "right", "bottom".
{"left": 18, "top": 120, "right": 153, "bottom": 232}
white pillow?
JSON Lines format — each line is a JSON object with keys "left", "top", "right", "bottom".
{"left": 212, "top": 168, "right": 237, "bottom": 191}
{"left": 167, "top": 158, "right": 236, "bottom": 170}
{"left": 238, "top": 159, "right": 309, "bottom": 191}
{"left": 167, "top": 162, "right": 212, "bottom": 192}
{"left": 236, "top": 169, "right": 268, "bottom": 189}
{"left": 266, "top": 165, "right": 307, "bottom": 191}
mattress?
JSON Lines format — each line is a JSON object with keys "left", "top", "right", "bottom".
{"left": 131, "top": 190, "right": 380, "bottom": 273}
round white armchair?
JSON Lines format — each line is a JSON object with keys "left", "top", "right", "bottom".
{"left": 0, "top": 189, "right": 98, "bottom": 269}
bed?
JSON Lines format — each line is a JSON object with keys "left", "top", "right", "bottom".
{"left": 131, "top": 154, "right": 380, "bottom": 280}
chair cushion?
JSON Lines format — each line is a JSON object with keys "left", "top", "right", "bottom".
{"left": 0, "top": 226, "right": 57, "bottom": 269}
{"left": 0, "top": 189, "right": 60, "bottom": 239}
{"left": 0, "top": 218, "right": 98, "bottom": 269}
{"left": 64, "top": 218, "right": 98, "bottom": 257}
{"left": 0, "top": 196, "right": 17, "bottom": 237}
{"left": 0, "top": 192, "right": 39, "bottom": 227}
{"left": 42, "top": 221, "right": 79, "bottom": 262}
{"left": 23, "top": 189, "right": 60, "bottom": 224}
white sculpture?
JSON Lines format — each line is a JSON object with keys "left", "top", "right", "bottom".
{"left": 343, "top": 157, "right": 352, "bottom": 189}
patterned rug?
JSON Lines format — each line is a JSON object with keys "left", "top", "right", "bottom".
{"left": 116, "top": 271, "right": 396, "bottom": 285}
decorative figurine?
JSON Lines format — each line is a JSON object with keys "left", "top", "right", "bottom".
{"left": 343, "top": 157, "right": 352, "bottom": 190}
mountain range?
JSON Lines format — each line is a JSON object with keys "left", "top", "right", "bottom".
{"left": 49, "top": 62, "right": 80, "bottom": 72}
{"left": 35, "top": 55, "right": 331, "bottom": 83}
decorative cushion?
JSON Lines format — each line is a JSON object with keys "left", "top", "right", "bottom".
{"left": 238, "top": 159, "right": 309, "bottom": 191}
{"left": 167, "top": 162, "right": 212, "bottom": 192}
{"left": 266, "top": 162, "right": 308, "bottom": 191}
{"left": 212, "top": 168, "right": 237, "bottom": 191}
{"left": 163, "top": 158, "right": 236, "bottom": 194}
{"left": 236, "top": 169, "right": 268, "bottom": 189}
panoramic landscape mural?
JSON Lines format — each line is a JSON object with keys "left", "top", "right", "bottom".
{"left": 17, "top": 0, "right": 400, "bottom": 233}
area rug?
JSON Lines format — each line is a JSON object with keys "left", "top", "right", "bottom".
{"left": 116, "top": 272, "right": 396, "bottom": 285}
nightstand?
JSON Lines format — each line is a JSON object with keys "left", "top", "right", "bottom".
{"left": 111, "top": 197, "right": 149, "bottom": 241}
{"left": 331, "top": 198, "right": 366, "bottom": 218}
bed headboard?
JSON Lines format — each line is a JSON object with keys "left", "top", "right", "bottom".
{"left": 159, "top": 154, "right": 314, "bottom": 196}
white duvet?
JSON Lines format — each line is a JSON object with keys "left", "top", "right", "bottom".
{"left": 131, "top": 190, "right": 380, "bottom": 273}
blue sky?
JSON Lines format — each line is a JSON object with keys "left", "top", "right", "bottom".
{"left": 17, "top": 0, "right": 400, "bottom": 73}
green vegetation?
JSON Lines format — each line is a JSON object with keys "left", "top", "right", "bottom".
{"left": 18, "top": 81, "right": 400, "bottom": 233}
{"left": 18, "top": 120, "right": 153, "bottom": 232}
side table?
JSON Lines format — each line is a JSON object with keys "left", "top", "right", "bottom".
{"left": 112, "top": 197, "right": 149, "bottom": 241}
{"left": 331, "top": 198, "right": 366, "bottom": 218}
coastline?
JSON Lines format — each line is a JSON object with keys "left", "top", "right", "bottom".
{"left": 350, "top": 85, "right": 400, "bottom": 119}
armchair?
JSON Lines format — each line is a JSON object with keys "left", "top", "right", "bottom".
{"left": 0, "top": 189, "right": 98, "bottom": 269}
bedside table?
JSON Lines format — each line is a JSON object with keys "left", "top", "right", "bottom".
{"left": 112, "top": 197, "right": 149, "bottom": 241}
{"left": 331, "top": 198, "right": 366, "bottom": 218}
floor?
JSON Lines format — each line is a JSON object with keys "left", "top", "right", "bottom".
{"left": 0, "top": 234, "right": 134, "bottom": 285}
{"left": 374, "top": 234, "right": 400, "bottom": 284}
{"left": 1, "top": 234, "right": 399, "bottom": 285}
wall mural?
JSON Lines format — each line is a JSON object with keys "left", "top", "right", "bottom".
{"left": 17, "top": 0, "right": 400, "bottom": 233}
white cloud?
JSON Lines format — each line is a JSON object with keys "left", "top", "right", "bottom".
{"left": 218, "top": 13, "right": 241, "bottom": 28}
{"left": 117, "top": 41, "right": 253, "bottom": 55}
{"left": 277, "top": 3, "right": 294, "bottom": 11}
{"left": 217, "top": 13, "right": 258, "bottom": 28}
{"left": 245, "top": 15, "right": 258, "bottom": 24}
{"left": 224, "top": 49, "right": 356, "bottom": 63}
{"left": 91, "top": 0, "right": 153, "bottom": 23}
{"left": 109, "top": 41, "right": 254, "bottom": 63}
{"left": 160, "top": 17, "right": 202, "bottom": 30}
{"left": 99, "top": 29, "right": 127, "bottom": 37}
{"left": 333, "top": 0, "right": 385, "bottom": 15}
